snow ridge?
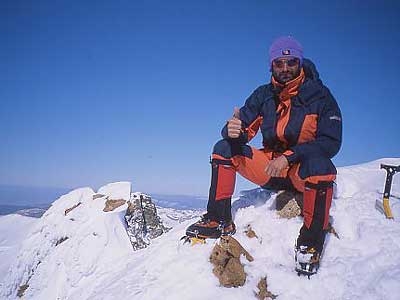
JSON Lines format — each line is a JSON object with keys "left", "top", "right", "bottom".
{"left": 1, "top": 159, "right": 400, "bottom": 300}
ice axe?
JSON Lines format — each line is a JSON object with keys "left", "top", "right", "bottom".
{"left": 375, "top": 164, "right": 400, "bottom": 219}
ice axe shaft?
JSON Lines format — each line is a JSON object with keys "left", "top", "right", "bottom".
{"left": 377, "top": 164, "right": 400, "bottom": 219}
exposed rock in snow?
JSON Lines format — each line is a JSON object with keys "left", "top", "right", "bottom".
{"left": 103, "top": 199, "right": 126, "bottom": 212}
{"left": 125, "top": 193, "right": 170, "bottom": 250}
{"left": 275, "top": 190, "right": 303, "bottom": 211}
{"left": 92, "top": 193, "right": 105, "bottom": 200}
{"left": 277, "top": 199, "right": 301, "bottom": 219}
{"left": 210, "top": 236, "right": 254, "bottom": 287}
{"left": 254, "top": 276, "right": 276, "bottom": 299}
{"left": 64, "top": 201, "right": 82, "bottom": 215}
{"left": 244, "top": 224, "right": 259, "bottom": 240}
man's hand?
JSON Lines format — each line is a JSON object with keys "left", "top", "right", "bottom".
{"left": 265, "top": 155, "right": 289, "bottom": 177}
{"left": 227, "top": 107, "right": 242, "bottom": 138}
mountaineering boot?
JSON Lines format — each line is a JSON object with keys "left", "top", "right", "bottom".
{"left": 185, "top": 214, "right": 236, "bottom": 239}
{"left": 295, "top": 181, "right": 333, "bottom": 276}
{"left": 221, "top": 220, "right": 236, "bottom": 236}
{"left": 295, "top": 245, "right": 320, "bottom": 277}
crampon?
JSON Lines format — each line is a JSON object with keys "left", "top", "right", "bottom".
{"left": 295, "top": 245, "right": 320, "bottom": 278}
{"left": 180, "top": 217, "right": 236, "bottom": 245}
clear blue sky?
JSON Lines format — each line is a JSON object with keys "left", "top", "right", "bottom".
{"left": 1, "top": 0, "right": 399, "bottom": 196}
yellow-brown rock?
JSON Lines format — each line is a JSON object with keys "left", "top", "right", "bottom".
{"left": 245, "top": 224, "right": 258, "bottom": 239}
{"left": 254, "top": 277, "right": 277, "bottom": 299}
{"left": 103, "top": 199, "right": 126, "bottom": 212}
{"left": 209, "top": 236, "right": 253, "bottom": 287}
{"left": 277, "top": 199, "right": 301, "bottom": 219}
{"left": 219, "top": 236, "right": 254, "bottom": 261}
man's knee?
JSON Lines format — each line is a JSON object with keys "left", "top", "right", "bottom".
{"left": 298, "top": 156, "right": 336, "bottom": 179}
{"left": 212, "top": 139, "right": 252, "bottom": 159}
{"left": 212, "top": 139, "right": 233, "bottom": 159}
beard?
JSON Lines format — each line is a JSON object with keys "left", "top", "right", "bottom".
{"left": 272, "top": 68, "right": 301, "bottom": 84}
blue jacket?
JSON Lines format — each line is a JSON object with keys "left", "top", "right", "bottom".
{"left": 221, "top": 58, "right": 342, "bottom": 166}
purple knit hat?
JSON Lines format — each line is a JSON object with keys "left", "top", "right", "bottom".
{"left": 269, "top": 36, "right": 303, "bottom": 66}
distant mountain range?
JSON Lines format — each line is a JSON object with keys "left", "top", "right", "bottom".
{"left": 0, "top": 184, "right": 207, "bottom": 217}
{"left": 0, "top": 204, "right": 49, "bottom": 217}
{"left": 150, "top": 193, "right": 207, "bottom": 210}
{"left": 0, "top": 185, "right": 70, "bottom": 216}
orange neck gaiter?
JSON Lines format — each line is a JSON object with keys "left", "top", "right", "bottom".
{"left": 272, "top": 68, "right": 305, "bottom": 102}
{"left": 271, "top": 68, "right": 305, "bottom": 146}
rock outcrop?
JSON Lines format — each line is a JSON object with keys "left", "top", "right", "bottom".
{"left": 125, "top": 193, "right": 170, "bottom": 250}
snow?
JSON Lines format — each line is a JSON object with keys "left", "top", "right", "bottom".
{"left": 97, "top": 181, "right": 131, "bottom": 201}
{"left": 0, "top": 215, "right": 38, "bottom": 284}
{"left": 1, "top": 159, "right": 400, "bottom": 299}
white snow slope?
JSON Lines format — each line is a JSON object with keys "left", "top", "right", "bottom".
{"left": 1, "top": 159, "right": 400, "bottom": 300}
{"left": 0, "top": 215, "right": 37, "bottom": 279}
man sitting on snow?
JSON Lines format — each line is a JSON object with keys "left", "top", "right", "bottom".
{"left": 186, "top": 36, "right": 342, "bottom": 275}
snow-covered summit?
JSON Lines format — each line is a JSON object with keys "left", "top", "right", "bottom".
{"left": 0, "top": 184, "right": 132, "bottom": 299}
{"left": 0, "top": 182, "right": 200, "bottom": 300}
{"left": 1, "top": 159, "right": 400, "bottom": 300}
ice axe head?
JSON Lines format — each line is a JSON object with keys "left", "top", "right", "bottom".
{"left": 376, "top": 163, "right": 400, "bottom": 219}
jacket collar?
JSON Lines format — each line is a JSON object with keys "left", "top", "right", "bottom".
{"left": 265, "top": 58, "right": 326, "bottom": 105}
{"left": 272, "top": 68, "right": 305, "bottom": 102}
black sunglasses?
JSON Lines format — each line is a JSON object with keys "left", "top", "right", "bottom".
{"left": 273, "top": 58, "right": 299, "bottom": 68}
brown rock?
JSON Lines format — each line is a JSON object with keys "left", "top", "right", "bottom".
{"left": 275, "top": 190, "right": 303, "bottom": 211}
{"left": 219, "top": 236, "right": 254, "bottom": 262}
{"left": 17, "top": 284, "right": 29, "bottom": 298}
{"left": 210, "top": 244, "right": 230, "bottom": 266}
{"left": 93, "top": 194, "right": 106, "bottom": 200}
{"left": 64, "top": 202, "right": 82, "bottom": 216}
{"left": 55, "top": 236, "right": 69, "bottom": 246}
{"left": 218, "top": 257, "right": 246, "bottom": 287}
{"left": 327, "top": 222, "right": 340, "bottom": 239}
{"left": 103, "top": 199, "right": 126, "bottom": 212}
{"left": 209, "top": 236, "right": 253, "bottom": 287}
{"left": 245, "top": 224, "right": 258, "bottom": 239}
{"left": 255, "top": 277, "right": 277, "bottom": 299}
{"left": 277, "top": 199, "right": 301, "bottom": 219}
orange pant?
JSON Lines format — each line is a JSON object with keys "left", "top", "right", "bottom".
{"left": 208, "top": 140, "right": 336, "bottom": 248}
{"left": 212, "top": 146, "right": 335, "bottom": 201}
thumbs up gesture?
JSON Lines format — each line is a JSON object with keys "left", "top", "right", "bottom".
{"left": 227, "top": 107, "right": 242, "bottom": 138}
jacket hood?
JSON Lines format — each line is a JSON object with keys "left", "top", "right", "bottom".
{"left": 294, "top": 58, "right": 326, "bottom": 105}
{"left": 302, "top": 58, "right": 320, "bottom": 82}
{"left": 266, "top": 57, "right": 325, "bottom": 105}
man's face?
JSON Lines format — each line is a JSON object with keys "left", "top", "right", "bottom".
{"left": 272, "top": 57, "right": 301, "bottom": 84}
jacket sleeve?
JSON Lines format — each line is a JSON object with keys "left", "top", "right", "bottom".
{"left": 283, "top": 90, "right": 342, "bottom": 164}
{"left": 221, "top": 86, "right": 265, "bottom": 143}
